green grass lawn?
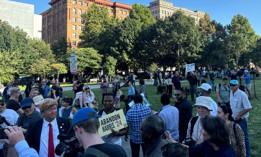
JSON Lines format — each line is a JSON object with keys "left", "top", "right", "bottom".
{"left": 63, "top": 78, "right": 261, "bottom": 156}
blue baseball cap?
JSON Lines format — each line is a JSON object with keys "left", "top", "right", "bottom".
{"left": 21, "top": 98, "right": 34, "bottom": 108}
{"left": 72, "top": 108, "right": 100, "bottom": 126}
{"left": 230, "top": 80, "right": 238, "bottom": 85}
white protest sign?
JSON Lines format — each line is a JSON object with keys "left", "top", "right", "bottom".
{"left": 186, "top": 63, "right": 195, "bottom": 73}
{"left": 98, "top": 109, "right": 128, "bottom": 137}
{"left": 70, "top": 52, "right": 78, "bottom": 74}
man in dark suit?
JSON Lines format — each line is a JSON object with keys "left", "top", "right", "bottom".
{"left": 26, "top": 98, "right": 71, "bottom": 157}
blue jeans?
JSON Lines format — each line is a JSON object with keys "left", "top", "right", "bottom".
{"left": 209, "top": 80, "right": 215, "bottom": 90}
{"left": 235, "top": 118, "right": 251, "bottom": 157}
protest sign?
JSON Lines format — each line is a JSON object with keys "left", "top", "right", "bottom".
{"left": 186, "top": 63, "right": 195, "bottom": 73}
{"left": 70, "top": 51, "right": 78, "bottom": 74}
{"left": 98, "top": 109, "right": 128, "bottom": 137}
{"left": 128, "top": 93, "right": 150, "bottom": 108}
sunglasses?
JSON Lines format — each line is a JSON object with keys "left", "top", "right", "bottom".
{"left": 230, "top": 84, "right": 236, "bottom": 86}
{"left": 22, "top": 106, "right": 31, "bottom": 110}
{"left": 174, "top": 94, "right": 181, "bottom": 96}
{"left": 0, "top": 103, "right": 5, "bottom": 106}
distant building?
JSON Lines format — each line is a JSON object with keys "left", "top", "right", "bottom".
{"left": 0, "top": 0, "right": 42, "bottom": 39}
{"left": 149, "top": 0, "right": 205, "bottom": 24}
{"left": 41, "top": 0, "right": 132, "bottom": 48}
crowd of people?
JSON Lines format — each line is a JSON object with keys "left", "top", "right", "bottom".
{"left": 0, "top": 67, "right": 255, "bottom": 157}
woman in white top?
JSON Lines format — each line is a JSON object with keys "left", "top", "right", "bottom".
{"left": 186, "top": 96, "right": 212, "bottom": 144}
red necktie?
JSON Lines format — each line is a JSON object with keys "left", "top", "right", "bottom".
{"left": 48, "top": 123, "right": 55, "bottom": 157}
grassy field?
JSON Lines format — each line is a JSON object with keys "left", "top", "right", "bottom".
{"left": 63, "top": 78, "right": 261, "bottom": 156}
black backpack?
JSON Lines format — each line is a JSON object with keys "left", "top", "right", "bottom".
{"left": 190, "top": 116, "right": 198, "bottom": 137}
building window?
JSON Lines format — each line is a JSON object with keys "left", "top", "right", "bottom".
{"left": 78, "top": 9, "right": 82, "bottom": 14}
{"left": 119, "top": 10, "right": 122, "bottom": 14}
{"left": 73, "top": 25, "right": 76, "bottom": 30}
{"left": 124, "top": 11, "right": 127, "bottom": 15}
{"left": 73, "top": 0, "right": 76, "bottom": 4}
{"left": 110, "top": 9, "right": 114, "bottom": 13}
{"left": 78, "top": 26, "right": 82, "bottom": 31}
{"left": 73, "top": 33, "right": 76, "bottom": 39}
{"left": 73, "top": 41, "right": 77, "bottom": 46}
{"left": 72, "top": 17, "right": 76, "bottom": 22}
{"left": 84, "top": 2, "right": 88, "bottom": 6}
{"left": 73, "top": 8, "right": 76, "bottom": 14}
{"left": 85, "top": 11, "right": 88, "bottom": 14}
{"left": 79, "top": 1, "right": 82, "bottom": 5}
{"left": 120, "top": 17, "right": 122, "bottom": 21}
{"left": 78, "top": 18, "right": 82, "bottom": 23}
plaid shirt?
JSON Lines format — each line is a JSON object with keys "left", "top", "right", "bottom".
{"left": 126, "top": 103, "right": 152, "bottom": 144}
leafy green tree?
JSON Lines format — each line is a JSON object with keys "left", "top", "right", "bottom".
{"left": 51, "top": 37, "right": 69, "bottom": 65}
{"left": 112, "top": 3, "right": 156, "bottom": 71}
{"left": 80, "top": 5, "right": 118, "bottom": 49}
{"left": 198, "top": 13, "right": 216, "bottom": 47}
{"left": 23, "top": 39, "right": 54, "bottom": 75}
{"left": 199, "top": 22, "right": 228, "bottom": 68}
{"left": 225, "top": 14, "right": 259, "bottom": 66}
{"left": 138, "top": 11, "right": 201, "bottom": 70}
{"left": 103, "top": 56, "right": 117, "bottom": 79}
{"left": 30, "top": 58, "right": 52, "bottom": 79}
{"left": 0, "top": 51, "right": 22, "bottom": 82}
{"left": 148, "top": 63, "right": 158, "bottom": 72}
{"left": 0, "top": 21, "right": 28, "bottom": 52}
{"left": 250, "top": 38, "right": 261, "bottom": 66}
{"left": 51, "top": 63, "right": 67, "bottom": 82}
{"left": 74, "top": 48, "right": 102, "bottom": 76}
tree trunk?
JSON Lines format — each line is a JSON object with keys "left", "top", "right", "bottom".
{"left": 57, "top": 72, "right": 60, "bottom": 83}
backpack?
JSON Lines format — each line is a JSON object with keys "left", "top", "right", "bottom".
{"left": 190, "top": 116, "right": 198, "bottom": 137}
{"left": 134, "top": 87, "right": 138, "bottom": 95}
{"left": 215, "top": 83, "right": 230, "bottom": 92}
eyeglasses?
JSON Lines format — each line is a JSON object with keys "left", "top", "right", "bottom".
{"left": 174, "top": 94, "right": 181, "bottom": 96}
{"left": 0, "top": 103, "right": 5, "bottom": 106}
{"left": 22, "top": 106, "right": 31, "bottom": 110}
{"left": 230, "top": 84, "right": 236, "bottom": 87}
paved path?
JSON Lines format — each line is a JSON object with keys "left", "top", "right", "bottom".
{"left": 62, "top": 81, "right": 155, "bottom": 91}
{"left": 62, "top": 80, "right": 188, "bottom": 91}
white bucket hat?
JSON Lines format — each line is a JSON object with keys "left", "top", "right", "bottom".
{"left": 194, "top": 96, "right": 213, "bottom": 111}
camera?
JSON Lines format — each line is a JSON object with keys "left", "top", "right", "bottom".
{"left": 0, "top": 115, "right": 10, "bottom": 139}
{"left": 183, "top": 138, "right": 196, "bottom": 147}
{"left": 55, "top": 134, "right": 83, "bottom": 157}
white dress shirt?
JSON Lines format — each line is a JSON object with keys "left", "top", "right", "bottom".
{"left": 39, "top": 118, "right": 60, "bottom": 157}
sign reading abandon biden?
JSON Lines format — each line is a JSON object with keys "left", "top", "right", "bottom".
{"left": 98, "top": 109, "right": 128, "bottom": 137}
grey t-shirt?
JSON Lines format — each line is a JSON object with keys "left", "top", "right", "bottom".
{"left": 217, "top": 84, "right": 230, "bottom": 103}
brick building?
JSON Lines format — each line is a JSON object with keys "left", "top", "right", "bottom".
{"left": 41, "top": 0, "right": 132, "bottom": 48}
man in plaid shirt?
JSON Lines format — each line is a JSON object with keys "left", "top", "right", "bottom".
{"left": 126, "top": 95, "right": 152, "bottom": 157}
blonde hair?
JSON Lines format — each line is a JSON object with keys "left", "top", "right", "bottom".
{"left": 40, "top": 98, "right": 57, "bottom": 113}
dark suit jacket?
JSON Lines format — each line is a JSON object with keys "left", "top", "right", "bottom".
{"left": 25, "top": 117, "right": 71, "bottom": 153}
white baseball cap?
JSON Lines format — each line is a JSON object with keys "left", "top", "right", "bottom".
{"left": 194, "top": 96, "right": 213, "bottom": 111}
{"left": 199, "top": 83, "right": 212, "bottom": 91}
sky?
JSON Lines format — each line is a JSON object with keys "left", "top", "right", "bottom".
{"left": 11, "top": 0, "right": 261, "bottom": 36}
